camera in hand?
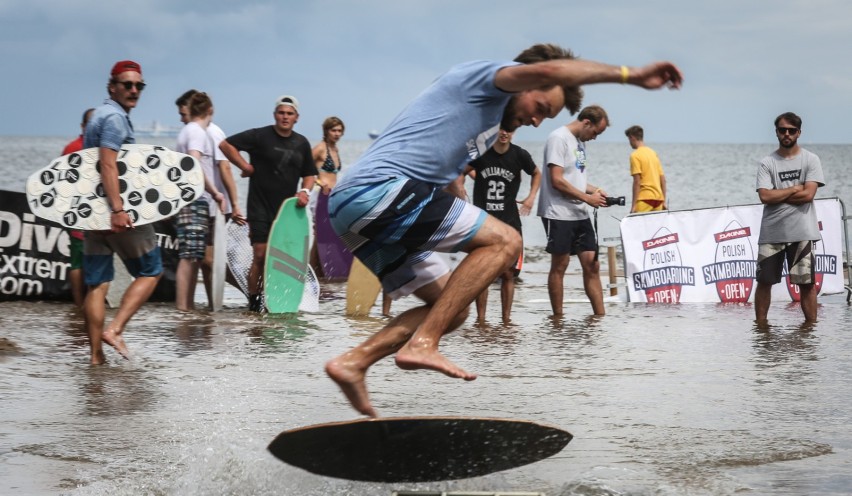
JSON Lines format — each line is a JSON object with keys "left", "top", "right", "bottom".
{"left": 605, "top": 196, "right": 626, "bottom": 206}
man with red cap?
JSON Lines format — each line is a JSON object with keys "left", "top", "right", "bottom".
{"left": 81, "top": 60, "right": 163, "bottom": 364}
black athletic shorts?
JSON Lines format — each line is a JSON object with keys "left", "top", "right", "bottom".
{"left": 541, "top": 217, "right": 597, "bottom": 256}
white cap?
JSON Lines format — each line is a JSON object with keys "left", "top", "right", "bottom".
{"left": 274, "top": 95, "right": 299, "bottom": 112}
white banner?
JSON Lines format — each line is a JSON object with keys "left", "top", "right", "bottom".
{"left": 619, "top": 198, "right": 845, "bottom": 303}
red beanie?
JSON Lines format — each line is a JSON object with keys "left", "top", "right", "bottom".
{"left": 110, "top": 60, "right": 142, "bottom": 78}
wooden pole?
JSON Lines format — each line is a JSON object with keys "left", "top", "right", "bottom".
{"left": 608, "top": 245, "right": 617, "bottom": 296}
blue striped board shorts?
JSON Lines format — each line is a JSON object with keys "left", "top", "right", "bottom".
{"left": 328, "top": 177, "right": 487, "bottom": 299}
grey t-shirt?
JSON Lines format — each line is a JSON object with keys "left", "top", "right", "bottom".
{"left": 755, "top": 148, "right": 824, "bottom": 244}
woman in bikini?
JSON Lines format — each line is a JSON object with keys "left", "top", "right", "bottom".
{"left": 309, "top": 117, "right": 345, "bottom": 278}
{"left": 312, "top": 116, "right": 345, "bottom": 194}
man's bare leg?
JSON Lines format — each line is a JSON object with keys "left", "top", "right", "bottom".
{"left": 381, "top": 292, "right": 393, "bottom": 317}
{"left": 249, "top": 242, "right": 266, "bottom": 295}
{"left": 201, "top": 245, "right": 214, "bottom": 308}
{"left": 70, "top": 268, "right": 85, "bottom": 308}
{"left": 754, "top": 281, "right": 772, "bottom": 324}
{"left": 500, "top": 270, "right": 515, "bottom": 323}
{"left": 175, "top": 259, "right": 198, "bottom": 311}
{"left": 799, "top": 283, "right": 818, "bottom": 323}
{"left": 84, "top": 282, "right": 109, "bottom": 365}
{"left": 326, "top": 276, "right": 465, "bottom": 417}
{"left": 578, "top": 250, "right": 605, "bottom": 316}
{"left": 396, "top": 216, "right": 520, "bottom": 376}
{"left": 102, "top": 274, "right": 161, "bottom": 358}
{"left": 475, "top": 287, "right": 488, "bottom": 322}
{"left": 547, "top": 253, "right": 570, "bottom": 316}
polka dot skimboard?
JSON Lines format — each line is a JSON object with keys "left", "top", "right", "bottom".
{"left": 26, "top": 144, "right": 205, "bottom": 230}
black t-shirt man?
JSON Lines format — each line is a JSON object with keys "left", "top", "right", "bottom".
{"left": 225, "top": 125, "right": 317, "bottom": 235}
{"left": 468, "top": 143, "right": 537, "bottom": 232}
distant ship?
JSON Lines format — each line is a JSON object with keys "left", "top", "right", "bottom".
{"left": 136, "top": 120, "right": 181, "bottom": 138}
{"left": 368, "top": 130, "right": 380, "bottom": 140}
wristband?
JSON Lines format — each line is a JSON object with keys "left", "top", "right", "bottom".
{"left": 620, "top": 65, "right": 629, "bottom": 84}
{"left": 111, "top": 207, "right": 125, "bottom": 214}
{"left": 298, "top": 188, "right": 310, "bottom": 195}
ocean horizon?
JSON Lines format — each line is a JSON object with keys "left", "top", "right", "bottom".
{"left": 4, "top": 136, "right": 850, "bottom": 247}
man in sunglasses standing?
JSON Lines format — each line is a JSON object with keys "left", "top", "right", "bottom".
{"left": 754, "top": 112, "right": 825, "bottom": 324}
{"left": 82, "top": 60, "right": 163, "bottom": 364}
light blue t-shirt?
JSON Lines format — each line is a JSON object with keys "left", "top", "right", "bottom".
{"left": 83, "top": 99, "right": 135, "bottom": 150}
{"left": 336, "top": 60, "right": 517, "bottom": 190}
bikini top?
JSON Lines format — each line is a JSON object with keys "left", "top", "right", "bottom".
{"left": 321, "top": 144, "right": 341, "bottom": 174}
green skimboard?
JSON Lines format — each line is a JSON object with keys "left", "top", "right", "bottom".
{"left": 264, "top": 197, "right": 311, "bottom": 313}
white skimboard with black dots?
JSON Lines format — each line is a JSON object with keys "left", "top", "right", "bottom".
{"left": 26, "top": 144, "right": 205, "bottom": 230}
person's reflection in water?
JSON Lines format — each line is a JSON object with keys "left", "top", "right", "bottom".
{"left": 173, "top": 317, "right": 215, "bottom": 356}
{"left": 80, "top": 366, "right": 160, "bottom": 417}
{"left": 466, "top": 319, "right": 521, "bottom": 348}
{"left": 751, "top": 319, "right": 819, "bottom": 376}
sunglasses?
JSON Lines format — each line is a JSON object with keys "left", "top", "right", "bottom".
{"left": 113, "top": 80, "right": 147, "bottom": 91}
{"left": 776, "top": 127, "right": 799, "bottom": 135}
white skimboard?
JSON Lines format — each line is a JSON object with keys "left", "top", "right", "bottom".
{"left": 210, "top": 210, "right": 226, "bottom": 311}
{"left": 26, "top": 144, "right": 204, "bottom": 230}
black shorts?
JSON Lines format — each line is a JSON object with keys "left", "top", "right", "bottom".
{"left": 541, "top": 217, "right": 598, "bottom": 255}
{"left": 249, "top": 220, "right": 272, "bottom": 245}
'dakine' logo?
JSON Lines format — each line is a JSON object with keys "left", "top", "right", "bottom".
{"left": 701, "top": 221, "right": 756, "bottom": 302}
{"left": 632, "top": 227, "right": 695, "bottom": 302}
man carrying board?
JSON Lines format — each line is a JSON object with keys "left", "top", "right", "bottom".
{"left": 82, "top": 60, "right": 162, "bottom": 364}
{"left": 325, "top": 43, "right": 683, "bottom": 417}
{"left": 219, "top": 95, "right": 316, "bottom": 312}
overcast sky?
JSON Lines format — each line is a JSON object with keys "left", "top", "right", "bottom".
{"left": 2, "top": 0, "right": 851, "bottom": 144}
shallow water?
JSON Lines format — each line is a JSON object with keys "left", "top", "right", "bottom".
{"left": 2, "top": 268, "right": 851, "bottom": 495}
{"left": 2, "top": 137, "right": 852, "bottom": 495}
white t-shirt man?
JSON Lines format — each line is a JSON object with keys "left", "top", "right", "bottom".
{"left": 176, "top": 121, "right": 218, "bottom": 215}
{"left": 207, "top": 122, "right": 232, "bottom": 215}
{"left": 537, "top": 125, "right": 590, "bottom": 221}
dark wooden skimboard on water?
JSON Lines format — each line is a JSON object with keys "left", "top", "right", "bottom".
{"left": 267, "top": 416, "right": 572, "bottom": 482}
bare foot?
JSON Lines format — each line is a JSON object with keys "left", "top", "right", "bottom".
{"left": 395, "top": 343, "right": 477, "bottom": 381}
{"left": 102, "top": 329, "right": 130, "bottom": 359}
{"left": 325, "top": 357, "right": 378, "bottom": 418}
{"left": 91, "top": 349, "right": 106, "bottom": 365}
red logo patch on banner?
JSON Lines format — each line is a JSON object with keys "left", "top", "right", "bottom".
{"left": 632, "top": 227, "right": 695, "bottom": 303}
{"left": 702, "top": 221, "right": 755, "bottom": 302}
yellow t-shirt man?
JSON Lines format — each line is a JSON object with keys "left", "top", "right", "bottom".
{"left": 629, "top": 145, "right": 665, "bottom": 212}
